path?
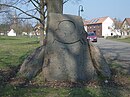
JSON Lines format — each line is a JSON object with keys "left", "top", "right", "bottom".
{"left": 93, "top": 38, "right": 130, "bottom": 74}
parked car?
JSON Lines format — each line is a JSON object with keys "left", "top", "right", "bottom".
{"left": 87, "top": 32, "right": 97, "bottom": 42}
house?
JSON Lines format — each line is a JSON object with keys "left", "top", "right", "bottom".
{"left": 7, "top": 29, "right": 16, "bottom": 36}
{"left": 84, "top": 16, "right": 119, "bottom": 37}
{"left": 34, "top": 23, "right": 46, "bottom": 36}
{"left": 120, "top": 18, "right": 130, "bottom": 36}
{"left": 83, "top": 20, "right": 90, "bottom": 32}
{"left": 110, "top": 18, "right": 122, "bottom": 36}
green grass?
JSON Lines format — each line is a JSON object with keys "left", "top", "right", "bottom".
{"left": 109, "top": 37, "right": 130, "bottom": 43}
{"left": 116, "top": 38, "right": 130, "bottom": 43}
{"left": 0, "top": 36, "right": 130, "bottom": 97}
{"left": 0, "top": 36, "right": 40, "bottom": 69}
{"left": 1, "top": 84, "right": 130, "bottom": 97}
{"left": 1, "top": 84, "right": 129, "bottom": 97}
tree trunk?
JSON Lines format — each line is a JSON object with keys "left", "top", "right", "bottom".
{"left": 18, "top": 13, "right": 111, "bottom": 83}
{"left": 42, "top": 13, "right": 111, "bottom": 82}
{"left": 39, "top": 0, "right": 63, "bottom": 45}
{"left": 18, "top": 46, "right": 45, "bottom": 79}
{"left": 17, "top": 0, "right": 111, "bottom": 84}
{"left": 46, "top": 0, "right": 63, "bottom": 14}
{"left": 39, "top": 0, "right": 45, "bottom": 45}
{"left": 43, "top": 13, "right": 95, "bottom": 82}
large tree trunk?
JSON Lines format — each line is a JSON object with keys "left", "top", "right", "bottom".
{"left": 43, "top": 13, "right": 96, "bottom": 82}
{"left": 39, "top": 0, "right": 46, "bottom": 45}
{"left": 39, "top": 0, "right": 63, "bottom": 45}
{"left": 18, "top": 13, "right": 111, "bottom": 83}
{"left": 17, "top": 0, "right": 111, "bottom": 84}
{"left": 46, "top": 0, "right": 63, "bottom": 14}
{"left": 18, "top": 46, "right": 45, "bottom": 79}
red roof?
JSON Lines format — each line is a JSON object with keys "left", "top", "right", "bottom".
{"left": 125, "top": 18, "right": 130, "bottom": 25}
{"left": 85, "top": 16, "right": 110, "bottom": 25}
{"left": 83, "top": 20, "right": 90, "bottom": 26}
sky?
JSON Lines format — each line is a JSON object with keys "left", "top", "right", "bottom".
{"left": 0, "top": 0, "right": 129, "bottom": 24}
{"left": 63, "top": 0, "right": 130, "bottom": 21}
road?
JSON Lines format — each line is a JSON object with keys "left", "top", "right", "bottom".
{"left": 93, "top": 38, "right": 130, "bottom": 74}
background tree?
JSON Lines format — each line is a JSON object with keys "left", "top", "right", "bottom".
{"left": 0, "top": 1, "right": 11, "bottom": 35}
{"left": 22, "top": 20, "right": 33, "bottom": 35}
{"left": 0, "top": 0, "right": 80, "bottom": 44}
{"left": 0, "top": 23, "right": 10, "bottom": 35}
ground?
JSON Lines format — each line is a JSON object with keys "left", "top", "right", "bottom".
{"left": 0, "top": 36, "right": 130, "bottom": 97}
{"left": 94, "top": 38, "right": 130, "bottom": 75}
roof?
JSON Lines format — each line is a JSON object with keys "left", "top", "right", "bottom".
{"left": 113, "top": 18, "right": 122, "bottom": 28}
{"left": 83, "top": 20, "right": 90, "bottom": 26}
{"left": 85, "top": 16, "right": 110, "bottom": 25}
{"left": 124, "top": 18, "right": 130, "bottom": 25}
{"left": 34, "top": 23, "right": 43, "bottom": 30}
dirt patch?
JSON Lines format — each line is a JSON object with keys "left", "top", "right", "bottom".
{"left": 0, "top": 65, "right": 20, "bottom": 86}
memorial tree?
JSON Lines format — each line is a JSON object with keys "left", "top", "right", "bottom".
{"left": 0, "top": 0, "right": 111, "bottom": 84}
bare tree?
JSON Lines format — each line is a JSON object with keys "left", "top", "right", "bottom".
{"left": 22, "top": 20, "right": 33, "bottom": 35}
{"left": 0, "top": 0, "right": 80, "bottom": 44}
{"left": 0, "top": 23, "right": 10, "bottom": 35}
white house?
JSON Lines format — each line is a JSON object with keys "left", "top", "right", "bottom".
{"left": 83, "top": 20, "right": 90, "bottom": 32}
{"left": 120, "top": 18, "right": 130, "bottom": 36}
{"left": 84, "top": 16, "right": 120, "bottom": 37}
{"left": 7, "top": 29, "right": 16, "bottom": 36}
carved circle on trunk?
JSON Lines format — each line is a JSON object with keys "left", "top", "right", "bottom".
{"left": 55, "top": 20, "right": 80, "bottom": 44}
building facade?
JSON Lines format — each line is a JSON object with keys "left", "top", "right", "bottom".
{"left": 84, "top": 17, "right": 116, "bottom": 37}
{"left": 121, "top": 18, "right": 130, "bottom": 36}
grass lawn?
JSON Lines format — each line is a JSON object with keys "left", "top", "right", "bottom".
{"left": 0, "top": 36, "right": 40, "bottom": 69}
{"left": 109, "top": 37, "right": 130, "bottom": 43}
{"left": 0, "top": 36, "right": 130, "bottom": 97}
{"left": 0, "top": 81, "right": 130, "bottom": 97}
{"left": 1, "top": 84, "right": 129, "bottom": 97}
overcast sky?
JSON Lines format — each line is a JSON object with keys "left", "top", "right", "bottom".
{"left": 63, "top": 0, "right": 130, "bottom": 21}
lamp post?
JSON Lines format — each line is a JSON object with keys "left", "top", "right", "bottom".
{"left": 78, "top": 5, "right": 84, "bottom": 16}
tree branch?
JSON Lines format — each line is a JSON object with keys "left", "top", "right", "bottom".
{"left": 29, "top": 0, "right": 41, "bottom": 13}
{"left": 0, "top": 10, "right": 10, "bottom": 13}
{"left": 0, "top": 3, "right": 41, "bottom": 22}
{"left": 18, "top": 8, "right": 37, "bottom": 16}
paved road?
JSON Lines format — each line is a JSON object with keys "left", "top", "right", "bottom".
{"left": 93, "top": 38, "right": 130, "bottom": 74}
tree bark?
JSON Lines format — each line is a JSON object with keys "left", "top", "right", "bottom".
{"left": 18, "top": 46, "right": 45, "bottom": 79}
{"left": 46, "top": 0, "right": 63, "bottom": 14}
{"left": 17, "top": 0, "right": 111, "bottom": 84}
{"left": 39, "top": 0, "right": 45, "bottom": 45}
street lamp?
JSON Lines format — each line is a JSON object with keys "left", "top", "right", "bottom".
{"left": 78, "top": 5, "right": 84, "bottom": 16}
